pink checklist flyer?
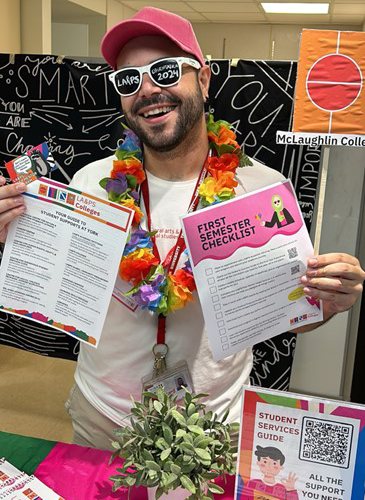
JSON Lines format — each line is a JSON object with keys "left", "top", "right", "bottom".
{"left": 181, "top": 180, "right": 323, "bottom": 361}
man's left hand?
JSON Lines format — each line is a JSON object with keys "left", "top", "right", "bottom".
{"left": 300, "top": 253, "right": 365, "bottom": 314}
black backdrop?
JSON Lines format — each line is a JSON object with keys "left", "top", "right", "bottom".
{"left": 0, "top": 54, "right": 321, "bottom": 390}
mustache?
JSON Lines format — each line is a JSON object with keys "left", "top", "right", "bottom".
{"left": 132, "top": 94, "right": 181, "bottom": 115}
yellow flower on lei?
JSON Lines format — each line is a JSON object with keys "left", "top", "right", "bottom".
{"left": 199, "top": 177, "right": 218, "bottom": 204}
{"left": 120, "top": 198, "right": 144, "bottom": 224}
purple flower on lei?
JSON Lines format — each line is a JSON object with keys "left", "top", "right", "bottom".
{"left": 130, "top": 190, "right": 140, "bottom": 203}
{"left": 123, "top": 229, "right": 153, "bottom": 256}
{"left": 182, "top": 249, "right": 193, "bottom": 274}
{"left": 133, "top": 274, "right": 166, "bottom": 311}
{"left": 105, "top": 172, "right": 128, "bottom": 195}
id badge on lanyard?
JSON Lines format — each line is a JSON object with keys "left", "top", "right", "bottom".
{"left": 139, "top": 153, "right": 211, "bottom": 397}
{"left": 142, "top": 359, "right": 194, "bottom": 400}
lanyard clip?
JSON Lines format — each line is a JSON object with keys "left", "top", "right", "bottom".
{"left": 152, "top": 342, "right": 168, "bottom": 377}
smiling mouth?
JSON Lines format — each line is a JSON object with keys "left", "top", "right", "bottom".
{"left": 139, "top": 105, "right": 177, "bottom": 119}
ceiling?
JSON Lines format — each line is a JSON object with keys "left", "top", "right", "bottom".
{"left": 118, "top": 0, "right": 365, "bottom": 25}
{"left": 52, "top": 0, "right": 365, "bottom": 26}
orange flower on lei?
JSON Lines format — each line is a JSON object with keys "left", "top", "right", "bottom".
{"left": 206, "top": 153, "right": 240, "bottom": 177}
{"left": 208, "top": 125, "right": 239, "bottom": 149}
{"left": 211, "top": 170, "right": 238, "bottom": 190}
{"left": 119, "top": 248, "right": 159, "bottom": 285}
{"left": 112, "top": 158, "right": 145, "bottom": 184}
{"left": 174, "top": 269, "right": 196, "bottom": 292}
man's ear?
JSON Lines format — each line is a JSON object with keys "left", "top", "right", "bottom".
{"left": 198, "top": 65, "right": 211, "bottom": 102}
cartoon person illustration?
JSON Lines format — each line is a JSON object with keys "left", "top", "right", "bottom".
{"left": 260, "top": 195, "right": 294, "bottom": 229}
{"left": 240, "top": 445, "right": 299, "bottom": 500}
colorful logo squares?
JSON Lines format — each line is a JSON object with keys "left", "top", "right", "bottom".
{"left": 47, "top": 187, "right": 58, "bottom": 199}
{"left": 57, "top": 190, "right": 67, "bottom": 202}
{"left": 38, "top": 184, "right": 48, "bottom": 197}
{"left": 66, "top": 193, "right": 76, "bottom": 205}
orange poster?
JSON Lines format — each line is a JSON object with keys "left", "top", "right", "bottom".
{"left": 293, "top": 29, "right": 365, "bottom": 134}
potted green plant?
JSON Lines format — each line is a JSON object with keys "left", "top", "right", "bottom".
{"left": 109, "top": 388, "right": 239, "bottom": 499}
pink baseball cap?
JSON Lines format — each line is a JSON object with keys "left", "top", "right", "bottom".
{"left": 101, "top": 7, "right": 205, "bottom": 70}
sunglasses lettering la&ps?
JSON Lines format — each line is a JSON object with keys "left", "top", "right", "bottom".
{"left": 108, "top": 57, "right": 201, "bottom": 97}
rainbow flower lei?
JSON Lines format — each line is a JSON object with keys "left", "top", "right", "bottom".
{"left": 99, "top": 115, "right": 252, "bottom": 316}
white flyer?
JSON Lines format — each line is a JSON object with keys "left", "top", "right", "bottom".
{"left": 181, "top": 180, "right": 323, "bottom": 361}
{"left": 0, "top": 475, "right": 65, "bottom": 499}
{"left": 0, "top": 177, "right": 133, "bottom": 348}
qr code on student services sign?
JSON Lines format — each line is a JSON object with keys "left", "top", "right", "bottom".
{"left": 288, "top": 247, "right": 298, "bottom": 259}
{"left": 299, "top": 417, "right": 354, "bottom": 468}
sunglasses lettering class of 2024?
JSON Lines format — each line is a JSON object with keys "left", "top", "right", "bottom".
{"left": 108, "top": 57, "right": 201, "bottom": 97}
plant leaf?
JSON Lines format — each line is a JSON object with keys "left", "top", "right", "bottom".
{"left": 125, "top": 174, "right": 137, "bottom": 188}
{"left": 146, "top": 460, "right": 161, "bottom": 472}
{"left": 180, "top": 442, "right": 195, "bottom": 454}
{"left": 187, "top": 413, "right": 199, "bottom": 425}
{"left": 166, "top": 472, "right": 178, "bottom": 485}
{"left": 195, "top": 448, "right": 211, "bottom": 461}
{"left": 154, "top": 400, "right": 163, "bottom": 413}
{"left": 207, "top": 483, "right": 225, "bottom": 494}
{"left": 156, "top": 437, "right": 169, "bottom": 450}
{"left": 99, "top": 177, "right": 110, "bottom": 189}
{"left": 201, "top": 471, "right": 219, "bottom": 480}
{"left": 187, "top": 424, "right": 205, "bottom": 436}
{"left": 180, "top": 475, "right": 196, "bottom": 494}
{"left": 192, "top": 393, "right": 209, "bottom": 399}
{"left": 170, "top": 464, "right": 181, "bottom": 475}
{"left": 160, "top": 448, "right": 171, "bottom": 461}
{"left": 229, "top": 422, "right": 240, "bottom": 433}
{"left": 125, "top": 476, "right": 136, "bottom": 486}
{"left": 176, "top": 429, "right": 186, "bottom": 440}
{"left": 162, "top": 423, "right": 173, "bottom": 445}
{"left": 172, "top": 410, "right": 186, "bottom": 426}
{"left": 155, "top": 487, "right": 164, "bottom": 500}
{"left": 194, "top": 437, "right": 211, "bottom": 449}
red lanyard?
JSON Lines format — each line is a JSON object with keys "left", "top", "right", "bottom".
{"left": 140, "top": 155, "right": 209, "bottom": 347}
{"left": 141, "top": 165, "right": 208, "bottom": 275}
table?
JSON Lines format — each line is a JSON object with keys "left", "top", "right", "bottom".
{"left": 0, "top": 431, "right": 236, "bottom": 499}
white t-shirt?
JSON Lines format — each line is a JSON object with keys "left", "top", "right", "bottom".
{"left": 70, "top": 154, "right": 285, "bottom": 425}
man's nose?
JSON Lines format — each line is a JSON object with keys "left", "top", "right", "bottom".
{"left": 138, "top": 72, "right": 162, "bottom": 98}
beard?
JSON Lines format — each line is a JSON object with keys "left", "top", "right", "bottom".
{"left": 122, "top": 84, "right": 205, "bottom": 153}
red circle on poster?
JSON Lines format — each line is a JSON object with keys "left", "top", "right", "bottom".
{"left": 306, "top": 54, "right": 362, "bottom": 112}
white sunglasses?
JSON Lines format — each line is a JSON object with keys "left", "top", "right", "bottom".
{"left": 108, "top": 57, "right": 201, "bottom": 97}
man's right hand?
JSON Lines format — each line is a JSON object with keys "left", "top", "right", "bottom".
{"left": 0, "top": 176, "right": 27, "bottom": 243}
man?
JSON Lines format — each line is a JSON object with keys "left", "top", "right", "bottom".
{"left": 0, "top": 7, "right": 363, "bottom": 451}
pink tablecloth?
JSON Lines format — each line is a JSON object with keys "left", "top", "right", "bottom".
{"left": 35, "top": 442, "right": 236, "bottom": 499}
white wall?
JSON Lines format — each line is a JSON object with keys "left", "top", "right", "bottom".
{"left": 52, "top": 22, "right": 89, "bottom": 57}
{"left": 0, "top": 0, "right": 20, "bottom": 54}
{"left": 67, "top": 0, "right": 106, "bottom": 15}
{"left": 193, "top": 23, "right": 271, "bottom": 60}
{"left": 290, "top": 147, "right": 365, "bottom": 399}
{"left": 106, "top": 0, "right": 136, "bottom": 30}
{"left": 21, "top": 0, "right": 52, "bottom": 54}
{"left": 51, "top": 0, "right": 136, "bottom": 58}
{"left": 193, "top": 22, "right": 361, "bottom": 61}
